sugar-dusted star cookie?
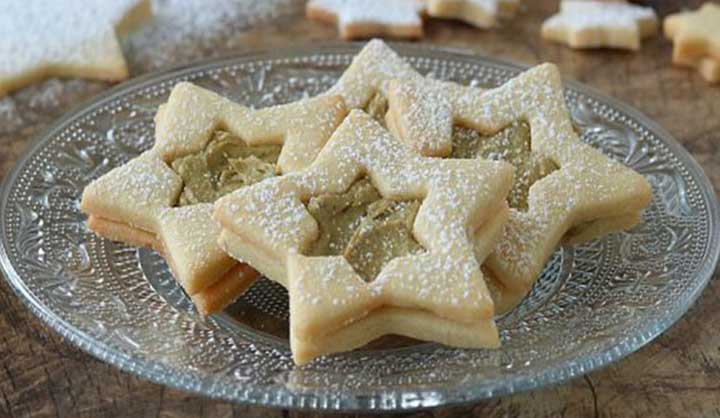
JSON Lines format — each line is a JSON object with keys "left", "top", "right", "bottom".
{"left": 306, "top": 0, "right": 426, "bottom": 40}
{"left": 81, "top": 82, "right": 347, "bottom": 315}
{"left": 0, "top": 0, "right": 153, "bottom": 97}
{"left": 427, "top": 0, "right": 521, "bottom": 28}
{"left": 214, "top": 110, "right": 514, "bottom": 364}
{"left": 664, "top": 3, "right": 720, "bottom": 83}
{"left": 385, "top": 62, "right": 652, "bottom": 312}
{"left": 541, "top": 0, "right": 657, "bottom": 50}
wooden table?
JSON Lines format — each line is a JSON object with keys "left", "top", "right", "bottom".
{"left": 1, "top": 1, "right": 718, "bottom": 417}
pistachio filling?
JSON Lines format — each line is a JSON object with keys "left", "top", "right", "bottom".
{"left": 305, "top": 178, "right": 425, "bottom": 282}
{"left": 450, "top": 121, "right": 558, "bottom": 210}
{"left": 364, "top": 92, "right": 388, "bottom": 127}
{"left": 171, "top": 130, "right": 281, "bottom": 206}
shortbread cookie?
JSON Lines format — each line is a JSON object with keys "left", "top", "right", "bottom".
{"left": 82, "top": 82, "right": 347, "bottom": 315}
{"left": 214, "top": 110, "right": 514, "bottom": 364}
{"left": 0, "top": 0, "right": 153, "bottom": 97}
{"left": 427, "top": 0, "right": 521, "bottom": 28}
{"left": 386, "top": 62, "right": 652, "bottom": 311}
{"left": 664, "top": 3, "right": 720, "bottom": 83}
{"left": 541, "top": 0, "right": 657, "bottom": 50}
{"left": 306, "top": 0, "right": 426, "bottom": 40}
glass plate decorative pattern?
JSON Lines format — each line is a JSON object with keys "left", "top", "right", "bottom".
{"left": 1, "top": 44, "right": 718, "bottom": 412}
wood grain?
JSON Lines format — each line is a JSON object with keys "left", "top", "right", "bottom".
{"left": 1, "top": 1, "right": 719, "bottom": 417}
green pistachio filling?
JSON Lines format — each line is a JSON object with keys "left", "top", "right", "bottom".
{"left": 305, "top": 178, "right": 424, "bottom": 282}
{"left": 450, "top": 121, "right": 558, "bottom": 210}
{"left": 171, "top": 130, "right": 281, "bottom": 206}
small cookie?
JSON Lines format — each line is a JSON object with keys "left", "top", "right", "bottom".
{"left": 82, "top": 82, "right": 347, "bottom": 315}
{"left": 427, "top": 0, "right": 521, "bottom": 28}
{"left": 385, "top": 62, "right": 652, "bottom": 311}
{"left": 664, "top": 3, "right": 720, "bottom": 83}
{"left": 541, "top": 0, "right": 657, "bottom": 50}
{"left": 306, "top": 0, "right": 426, "bottom": 40}
{"left": 214, "top": 110, "right": 514, "bottom": 364}
{"left": 0, "top": 0, "right": 153, "bottom": 97}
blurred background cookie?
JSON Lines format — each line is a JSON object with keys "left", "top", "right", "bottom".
{"left": 0, "top": 0, "right": 152, "bottom": 97}
{"left": 306, "top": 0, "right": 426, "bottom": 39}
{"left": 664, "top": 2, "right": 720, "bottom": 83}
{"left": 541, "top": 0, "right": 657, "bottom": 50}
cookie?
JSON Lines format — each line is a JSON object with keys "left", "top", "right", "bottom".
{"left": 306, "top": 0, "right": 426, "bottom": 40}
{"left": 214, "top": 110, "right": 514, "bottom": 364}
{"left": 81, "top": 82, "right": 347, "bottom": 315}
{"left": 385, "top": 62, "right": 653, "bottom": 311}
{"left": 541, "top": 0, "right": 657, "bottom": 50}
{"left": 0, "top": 0, "right": 153, "bottom": 97}
{"left": 427, "top": 0, "right": 521, "bottom": 28}
{"left": 664, "top": 3, "right": 720, "bottom": 83}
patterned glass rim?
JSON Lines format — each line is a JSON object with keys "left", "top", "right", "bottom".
{"left": 0, "top": 42, "right": 718, "bottom": 412}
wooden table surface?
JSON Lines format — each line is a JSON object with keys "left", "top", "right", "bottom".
{"left": 1, "top": 1, "right": 718, "bottom": 417}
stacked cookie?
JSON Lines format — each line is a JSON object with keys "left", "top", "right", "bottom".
{"left": 81, "top": 40, "right": 652, "bottom": 364}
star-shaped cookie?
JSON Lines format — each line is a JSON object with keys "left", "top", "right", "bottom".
{"left": 541, "top": 0, "right": 658, "bottom": 50}
{"left": 427, "top": 0, "right": 521, "bottom": 28}
{"left": 385, "top": 62, "right": 652, "bottom": 311}
{"left": 664, "top": 3, "right": 720, "bottom": 83}
{"left": 214, "top": 110, "right": 514, "bottom": 364}
{"left": 306, "top": 0, "right": 426, "bottom": 40}
{"left": 0, "top": 0, "right": 152, "bottom": 97}
{"left": 81, "top": 82, "right": 347, "bottom": 315}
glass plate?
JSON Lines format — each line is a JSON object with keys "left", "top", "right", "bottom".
{"left": 1, "top": 44, "right": 718, "bottom": 412}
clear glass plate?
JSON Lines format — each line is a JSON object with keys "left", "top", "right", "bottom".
{"left": 1, "top": 44, "right": 717, "bottom": 412}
